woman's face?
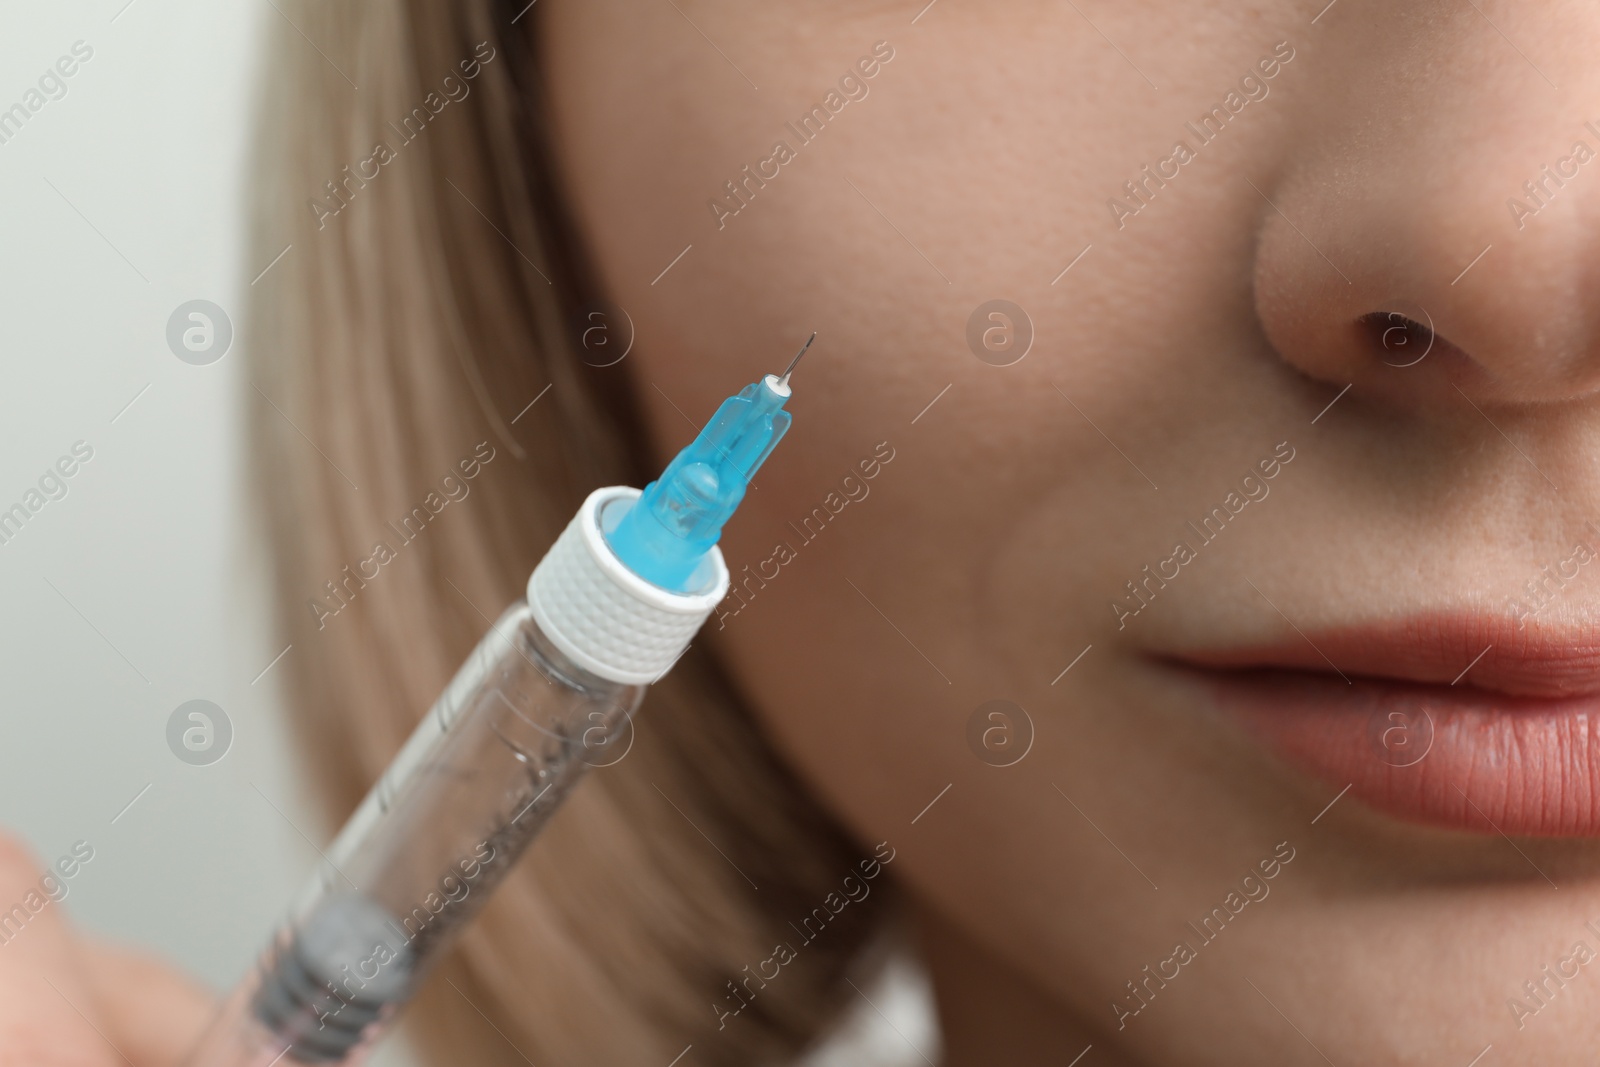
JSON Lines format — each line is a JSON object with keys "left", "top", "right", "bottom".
{"left": 544, "top": 1, "right": 1600, "bottom": 1060}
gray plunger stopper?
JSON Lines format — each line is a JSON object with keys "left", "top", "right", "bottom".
{"left": 251, "top": 892, "right": 414, "bottom": 1063}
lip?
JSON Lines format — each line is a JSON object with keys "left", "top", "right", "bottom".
{"left": 1170, "top": 614, "right": 1600, "bottom": 837}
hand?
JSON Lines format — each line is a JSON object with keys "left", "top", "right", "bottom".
{"left": 0, "top": 831, "right": 215, "bottom": 1066}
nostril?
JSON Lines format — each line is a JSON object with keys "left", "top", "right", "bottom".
{"left": 1357, "top": 311, "right": 1436, "bottom": 368}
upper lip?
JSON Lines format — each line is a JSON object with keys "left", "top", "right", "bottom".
{"left": 1168, "top": 612, "right": 1600, "bottom": 700}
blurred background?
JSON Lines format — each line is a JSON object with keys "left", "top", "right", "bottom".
{"left": 0, "top": 0, "right": 307, "bottom": 988}
{"left": 0, "top": 4, "right": 933, "bottom": 1064}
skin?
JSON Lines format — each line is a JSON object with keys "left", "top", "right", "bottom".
{"left": 8, "top": 1, "right": 1598, "bottom": 1063}
{"left": 0, "top": 835, "right": 212, "bottom": 1065}
{"left": 540, "top": 0, "right": 1600, "bottom": 1063}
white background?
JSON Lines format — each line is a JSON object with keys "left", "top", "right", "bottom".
{"left": 0, "top": 0, "right": 384, "bottom": 1051}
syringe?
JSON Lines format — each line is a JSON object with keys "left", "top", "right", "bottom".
{"left": 182, "top": 336, "right": 813, "bottom": 1066}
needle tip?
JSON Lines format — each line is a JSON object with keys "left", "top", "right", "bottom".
{"left": 779, "top": 332, "right": 816, "bottom": 387}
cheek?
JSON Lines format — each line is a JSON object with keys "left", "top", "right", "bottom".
{"left": 544, "top": 1, "right": 1138, "bottom": 445}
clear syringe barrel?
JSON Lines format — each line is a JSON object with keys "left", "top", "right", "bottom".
{"left": 183, "top": 599, "right": 645, "bottom": 1066}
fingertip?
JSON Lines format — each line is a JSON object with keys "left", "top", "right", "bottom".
{"left": 0, "top": 829, "right": 48, "bottom": 894}
{"left": 81, "top": 940, "right": 220, "bottom": 1067}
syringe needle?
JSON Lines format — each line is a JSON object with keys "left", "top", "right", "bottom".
{"left": 778, "top": 332, "right": 816, "bottom": 388}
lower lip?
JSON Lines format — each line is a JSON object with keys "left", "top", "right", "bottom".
{"left": 1193, "top": 668, "right": 1600, "bottom": 837}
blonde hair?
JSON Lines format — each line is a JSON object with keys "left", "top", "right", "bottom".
{"left": 247, "top": 1, "right": 895, "bottom": 1062}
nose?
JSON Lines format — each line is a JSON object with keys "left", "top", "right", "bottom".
{"left": 1251, "top": 0, "right": 1600, "bottom": 408}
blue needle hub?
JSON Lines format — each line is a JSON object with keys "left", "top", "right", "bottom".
{"left": 605, "top": 336, "right": 813, "bottom": 592}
